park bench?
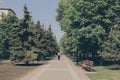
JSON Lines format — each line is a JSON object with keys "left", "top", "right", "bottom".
{"left": 81, "top": 60, "right": 94, "bottom": 71}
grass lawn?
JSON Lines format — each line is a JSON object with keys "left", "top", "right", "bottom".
{"left": 0, "top": 61, "right": 45, "bottom": 80}
{"left": 87, "top": 66, "right": 120, "bottom": 80}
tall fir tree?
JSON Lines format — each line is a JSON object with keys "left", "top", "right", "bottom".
{"left": 47, "top": 25, "right": 59, "bottom": 56}
{"left": 10, "top": 4, "right": 37, "bottom": 64}
{"left": 0, "top": 14, "right": 18, "bottom": 59}
{"left": 38, "top": 24, "right": 50, "bottom": 58}
{"left": 34, "top": 21, "right": 45, "bottom": 61}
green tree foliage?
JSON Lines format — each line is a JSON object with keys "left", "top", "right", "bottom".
{"left": 57, "top": 0, "right": 120, "bottom": 64}
{"left": 99, "top": 1, "right": 120, "bottom": 64}
{"left": 10, "top": 5, "right": 37, "bottom": 64}
{"left": 9, "top": 4, "right": 59, "bottom": 64}
{"left": 47, "top": 25, "right": 59, "bottom": 56}
{"left": 98, "top": 0, "right": 120, "bottom": 64}
{"left": 35, "top": 23, "right": 49, "bottom": 59}
{"left": 0, "top": 14, "right": 18, "bottom": 59}
{"left": 60, "top": 34, "right": 74, "bottom": 56}
{"left": 99, "top": 24, "right": 120, "bottom": 64}
{"left": 34, "top": 21, "right": 42, "bottom": 61}
{"left": 38, "top": 24, "right": 59, "bottom": 58}
{"left": 34, "top": 21, "right": 47, "bottom": 60}
{"left": 0, "top": 4, "right": 59, "bottom": 64}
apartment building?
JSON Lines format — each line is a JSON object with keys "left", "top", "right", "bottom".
{"left": 0, "top": 8, "right": 15, "bottom": 20}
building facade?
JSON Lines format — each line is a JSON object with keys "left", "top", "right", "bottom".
{"left": 0, "top": 8, "right": 15, "bottom": 20}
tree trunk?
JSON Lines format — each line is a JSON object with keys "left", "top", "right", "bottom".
{"left": 26, "top": 61, "right": 29, "bottom": 65}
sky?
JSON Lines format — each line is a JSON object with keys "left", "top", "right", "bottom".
{"left": 0, "top": 0, "right": 64, "bottom": 42}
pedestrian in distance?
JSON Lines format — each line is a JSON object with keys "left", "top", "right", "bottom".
{"left": 58, "top": 52, "right": 61, "bottom": 60}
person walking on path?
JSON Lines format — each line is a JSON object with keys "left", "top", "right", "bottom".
{"left": 58, "top": 52, "right": 61, "bottom": 60}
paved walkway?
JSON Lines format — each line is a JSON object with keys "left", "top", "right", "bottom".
{"left": 21, "top": 55, "right": 90, "bottom": 80}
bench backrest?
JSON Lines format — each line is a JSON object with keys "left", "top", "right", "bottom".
{"left": 84, "top": 60, "right": 94, "bottom": 67}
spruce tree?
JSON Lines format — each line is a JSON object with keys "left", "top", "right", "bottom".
{"left": 38, "top": 24, "right": 49, "bottom": 58}
{"left": 34, "top": 21, "right": 45, "bottom": 61}
{"left": 0, "top": 14, "right": 18, "bottom": 59}
{"left": 46, "top": 25, "right": 59, "bottom": 56}
{"left": 10, "top": 4, "right": 37, "bottom": 64}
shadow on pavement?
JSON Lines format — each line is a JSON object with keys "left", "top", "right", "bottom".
{"left": 15, "top": 63, "right": 45, "bottom": 66}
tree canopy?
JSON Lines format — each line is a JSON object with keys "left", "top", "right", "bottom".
{"left": 0, "top": 4, "right": 59, "bottom": 64}
{"left": 0, "top": 14, "right": 18, "bottom": 59}
{"left": 56, "top": 0, "right": 120, "bottom": 65}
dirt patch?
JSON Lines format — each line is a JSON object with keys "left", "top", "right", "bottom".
{"left": 0, "top": 61, "right": 47, "bottom": 80}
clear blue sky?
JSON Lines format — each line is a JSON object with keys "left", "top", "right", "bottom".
{"left": 0, "top": 0, "right": 64, "bottom": 42}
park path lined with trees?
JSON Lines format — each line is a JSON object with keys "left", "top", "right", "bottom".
{"left": 0, "top": 0, "right": 120, "bottom": 80}
{"left": 0, "top": 0, "right": 119, "bottom": 66}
